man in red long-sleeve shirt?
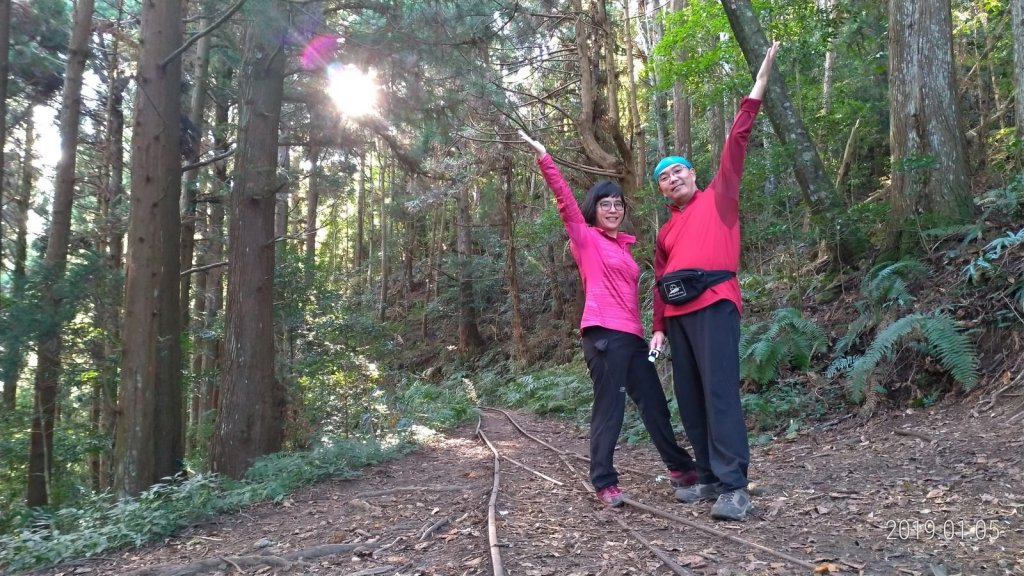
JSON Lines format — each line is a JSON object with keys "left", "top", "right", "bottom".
{"left": 649, "top": 41, "right": 780, "bottom": 521}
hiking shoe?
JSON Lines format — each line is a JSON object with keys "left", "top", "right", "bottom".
{"left": 668, "top": 469, "right": 698, "bottom": 488}
{"left": 711, "top": 488, "right": 752, "bottom": 521}
{"left": 596, "top": 485, "right": 625, "bottom": 507}
{"left": 675, "top": 482, "right": 722, "bottom": 503}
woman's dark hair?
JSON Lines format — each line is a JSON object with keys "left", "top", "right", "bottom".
{"left": 581, "top": 180, "right": 626, "bottom": 226}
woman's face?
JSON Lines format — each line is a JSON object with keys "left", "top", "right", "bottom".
{"left": 595, "top": 197, "right": 624, "bottom": 233}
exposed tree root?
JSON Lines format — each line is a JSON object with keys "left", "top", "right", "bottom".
{"left": 894, "top": 428, "right": 935, "bottom": 443}
{"left": 624, "top": 498, "right": 816, "bottom": 572}
{"left": 475, "top": 415, "right": 507, "bottom": 576}
{"left": 613, "top": 516, "right": 694, "bottom": 575}
{"left": 121, "top": 542, "right": 374, "bottom": 576}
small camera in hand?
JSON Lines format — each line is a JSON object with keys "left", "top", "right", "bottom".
{"left": 647, "top": 348, "right": 661, "bottom": 362}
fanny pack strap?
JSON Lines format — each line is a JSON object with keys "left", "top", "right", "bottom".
{"left": 702, "top": 270, "right": 735, "bottom": 287}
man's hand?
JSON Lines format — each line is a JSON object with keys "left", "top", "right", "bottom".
{"left": 749, "top": 41, "right": 780, "bottom": 100}
{"left": 650, "top": 331, "right": 667, "bottom": 356}
{"left": 518, "top": 129, "right": 546, "bottom": 159}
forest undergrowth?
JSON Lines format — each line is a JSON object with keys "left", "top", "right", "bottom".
{"left": 2, "top": 181, "right": 1022, "bottom": 575}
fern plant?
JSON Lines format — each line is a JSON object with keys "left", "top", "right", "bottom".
{"left": 835, "top": 311, "right": 978, "bottom": 402}
{"left": 864, "top": 259, "right": 928, "bottom": 310}
{"left": 834, "top": 259, "right": 928, "bottom": 355}
{"left": 964, "top": 227, "right": 1024, "bottom": 284}
{"left": 740, "top": 307, "right": 826, "bottom": 386}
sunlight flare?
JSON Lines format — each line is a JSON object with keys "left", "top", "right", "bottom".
{"left": 326, "top": 64, "right": 379, "bottom": 118}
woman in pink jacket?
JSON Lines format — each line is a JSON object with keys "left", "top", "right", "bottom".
{"left": 520, "top": 130, "right": 696, "bottom": 507}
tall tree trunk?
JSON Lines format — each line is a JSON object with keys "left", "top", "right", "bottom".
{"left": 720, "top": 0, "right": 835, "bottom": 215}
{"left": 623, "top": 0, "right": 646, "bottom": 189}
{"left": 503, "top": 163, "right": 526, "bottom": 362}
{"left": 1, "top": 116, "right": 32, "bottom": 409}
{"left": 885, "top": 0, "right": 972, "bottom": 256}
{"left": 93, "top": 4, "right": 127, "bottom": 489}
{"left": 708, "top": 97, "right": 725, "bottom": 172}
{"left": 1011, "top": 0, "right": 1024, "bottom": 141}
{"left": 278, "top": 144, "right": 291, "bottom": 241}
{"left": 27, "top": 0, "right": 95, "bottom": 507}
{"left": 211, "top": 3, "right": 287, "bottom": 478}
{"left": 199, "top": 79, "right": 231, "bottom": 429}
{"left": 180, "top": 10, "right": 213, "bottom": 335}
{"left": 377, "top": 158, "right": 389, "bottom": 322}
{"left": 571, "top": 0, "right": 635, "bottom": 197}
{"left": 456, "top": 184, "right": 483, "bottom": 354}
{"left": 115, "top": 0, "right": 184, "bottom": 497}
{"left": 671, "top": 0, "right": 693, "bottom": 160}
{"left": 304, "top": 144, "right": 319, "bottom": 270}
{"left": 820, "top": 0, "right": 836, "bottom": 114}
{"left": 0, "top": 0, "right": 9, "bottom": 295}
{"left": 355, "top": 152, "right": 366, "bottom": 280}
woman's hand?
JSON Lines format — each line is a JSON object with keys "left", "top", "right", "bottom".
{"left": 518, "top": 129, "right": 546, "bottom": 160}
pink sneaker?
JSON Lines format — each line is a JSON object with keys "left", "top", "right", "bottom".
{"left": 669, "top": 469, "right": 698, "bottom": 488}
{"left": 596, "top": 485, "right": 624, "bottom": 507}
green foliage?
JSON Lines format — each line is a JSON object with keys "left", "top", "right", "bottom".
{"left": 492, "top": 365, "right": 593, "bottom": 420}
{"left": 0, "top": 438, "right": 408, "bottom": 573}
{"left": 394, "top": 377, "right": 477, "bottom": 430}
{"left": 741, "top": 382, "right": 826, "bottom": 436}
{"left": 964, "top": 228, "right": 1024, "bottom": 285}
{"left": 740, "top": 308, "right": 826, "bottom": 386}
{"left": 864, "top": 259, "right": 927, "bottom": 309}
{"left": 834, "top": 312, "right": 979, "bottom": 403}
{"left": 833, "top": 259, "right": 929, "bottom": 355}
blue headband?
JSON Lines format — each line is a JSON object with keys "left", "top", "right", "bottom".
{"left": 652, "top": 156, "right": 693, "bottom": 181}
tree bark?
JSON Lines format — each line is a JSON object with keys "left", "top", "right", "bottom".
{"left": 456, "top": 184, "right": 483, "bottom": 354}
{"left": 305, "top": 142, "right": 320, "bottom": 268}
{"left": 0, "top": 0, "right": 10, "bottom": 295}
{"left": 93, "top": 2, "right": 127, "bottom": 489}
{"left": 211, "top": 2, "right": 287, "bottom": 479}
{"left": 1012, "top": 0, "right": 1024, "bottom": 140}
{"left": 820, "top": 0, "right": 836, "bottom": 114}
{"left": 356, "top": 152, "right": 366, "bottom": 280}
{"left": 885, "top": 0, "right": 972, "bottom": 256}
{"left": 623, "top": 0, "right": 646, "bottom": 189}
{"left": 180, "top": 10, "right": 213, "bottom": 336}
{"left": 115, "top": 0, "right": 184, "bottom": 497}
{"left": 27, "top": 0, "right": 95, "bottom": 507}
{"left": 1, "top": 115, "right": 32, "bottom": 410}
{"left": 719, "top": 0, "right": 835, "bottom": 215}
{"left": 571, "top": 0, "right": 635, "bottom": 196}
{"left": 671, "top": 0, "right": 693, "bottom": 160}
{"left": 503, "top": 162, "right": 526, "bottom": 362}
{"left": 199, "top": 74, "right": 232, "bottom": 429}
{"left": 378, "top": 156, "right": 389, "bottom": 322}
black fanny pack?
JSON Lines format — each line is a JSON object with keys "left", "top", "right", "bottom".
{"left": 657, "top": 268, "right": 736, "bottom": 305}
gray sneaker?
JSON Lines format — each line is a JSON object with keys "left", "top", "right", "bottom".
{"left": 674, "top": 482, "right": 722, "bottom": 503}
{"left": 710, "top": 488, "right": 752, "bottom": 521}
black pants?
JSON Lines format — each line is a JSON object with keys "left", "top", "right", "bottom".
{"left": 582, "top": 326, "right": 695, "bottom": 491}
{"left": 664, "top": 299, "right": 749, "bottom": 491}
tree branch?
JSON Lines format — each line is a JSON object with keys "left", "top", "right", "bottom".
{"left": 181, "top": 146, "right": 235, "bottom": 173}
{"left": 162, "top": 0, "right": 247, "bottom": 68}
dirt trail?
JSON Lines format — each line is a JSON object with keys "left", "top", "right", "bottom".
{"left": 25, "top": 399, "right": 1023, "bottom": 576}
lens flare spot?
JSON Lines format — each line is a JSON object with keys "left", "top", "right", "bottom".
{"left": 301, "top": 34, "right": 340, "bottom": 71}
{"left": 326, "top": 64, "right": 379, "bottom": 118}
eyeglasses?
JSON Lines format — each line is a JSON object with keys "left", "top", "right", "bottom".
{"left": 658, "top": 164, "right": 689, "bottom": 183}
{"left": 597, "top": 200, "right": 624, "bottom": 211}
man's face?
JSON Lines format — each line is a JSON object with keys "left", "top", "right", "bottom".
{"left": 657, "top": 163, "right": 697, "bottom": 207}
